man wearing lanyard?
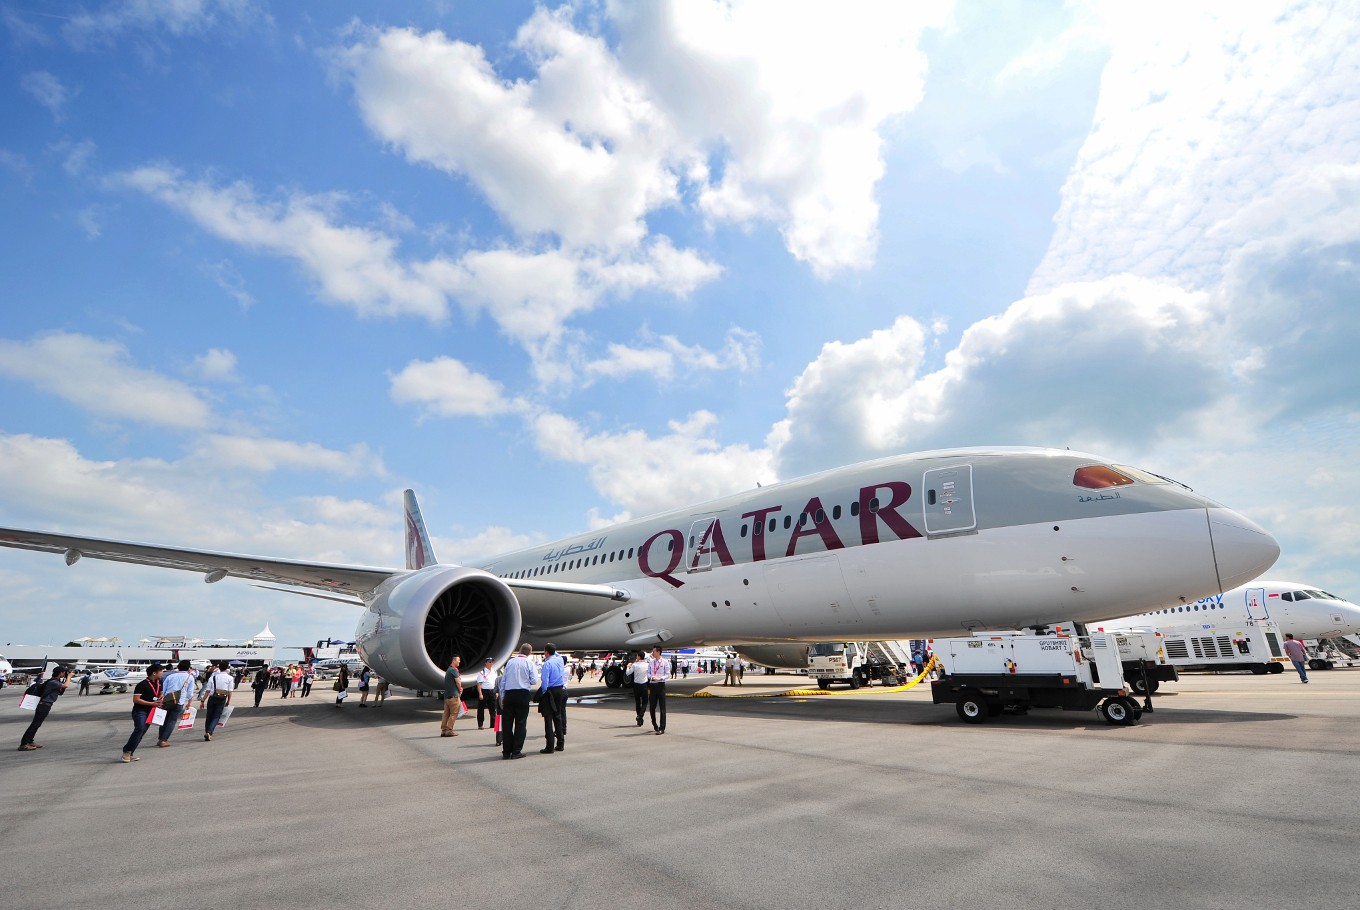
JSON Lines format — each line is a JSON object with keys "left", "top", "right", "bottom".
{"left": 476, "top": 657, "right": 498, "bottom": 731}
{"left": 498, "top": 643, "right": 539, "bottom": 760}
{"left": 537, "top": 643, "right": 567, "bottom": 754}
{"left": 647, "top": 646, "right": 670, "bottom": 735}
{"left": 121, "top": 663, "right": 164, "bottom": 763}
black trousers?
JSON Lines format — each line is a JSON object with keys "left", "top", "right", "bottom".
{"left": 541, "top": 686, "right": 566, "bottom": 747}
{"left": 633, "top": 683, "right": 648, "bottom": 723}
{"left": 647, "top": 681, "right": 666, "bottom": 732}
{"left": 21, "top": 702, "right": 53, "bottom": 744}
{"left": 477, "top": 689, "right": 497, "bottom": 728}
{"left": 502, "top": 689, "right": 531, "bottom": 756}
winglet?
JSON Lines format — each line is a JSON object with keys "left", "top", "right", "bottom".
{"left": 403, "top": 490, "right": 438, "bottom": 570}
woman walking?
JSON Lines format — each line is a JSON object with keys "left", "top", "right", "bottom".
{"left": 334, "top": 664, "right": 349, "bottom": 705}
{"left": 121, "top": 663, "right": 163, "bottom": 763}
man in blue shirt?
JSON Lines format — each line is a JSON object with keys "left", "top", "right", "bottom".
{"left": 157, "top": 660, "right": 196, "bottom": 747}
{"left": 498, "top": 643, "right": 539, "bottom": 759}
{"left": 537, "top": 643, "right": 567, "bottom": 754}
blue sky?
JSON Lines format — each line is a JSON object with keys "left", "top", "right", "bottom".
{"left": 2, "top": 1, "right": 1357, "bottom": 653}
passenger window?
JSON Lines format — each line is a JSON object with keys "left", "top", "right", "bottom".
{"left": 741, "top": 524, "right": 749, "bottom": 538}
{"left": 754, "top": 522, "right": 762, "bottom": 537}
{"left": 869, "top": 497, "right": 880, "bottom": 513}
{"left": 783, "top": 516, "right": 792, "bottom": 529}
{"left": 832, "top": 505, "right": 841, "bottom": 520}
{"left": 850, "top": 502, "right": 859, "bottom": 517}
{"left": 769, "top": 518, "right": 776, "bottom": 533}
{"left": 815, "top": 509, "right": 824, "bottom": 523}
{"left": 628, "top": 547, "right": 634, "bottom": 559}
{"left": 928, "top": 490, "right": 937, "bottom": 506}
{"left": 798, "top": 513, "right": 807, "bottom": 527}
{"left": 667, "top": 539, "right": 674, "bottom": 551}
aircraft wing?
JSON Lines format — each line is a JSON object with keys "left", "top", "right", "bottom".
{"left": 0, "top": 526, "right": 397, "bottom": 601}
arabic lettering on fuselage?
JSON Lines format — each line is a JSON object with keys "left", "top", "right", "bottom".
{"left": 541, "top": 536, "right": 608, "bottom": 563}
{"left": 1078, "top": 492, "right": 1121, "bottom": 503}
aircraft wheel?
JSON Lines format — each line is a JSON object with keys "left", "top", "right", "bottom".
{"left": 603, "top": 667, "right": 624, "bottom": 689}
{"left": 1101, "top": 697, "right": 1135, "bottom": 726}
{"left": 956, "top": 690, "right": 989, "bottom": 724}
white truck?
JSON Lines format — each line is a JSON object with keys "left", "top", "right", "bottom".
{"left": 807, "top": 641, "right": 911, "bottom": 689}
{"left": 929, "top": 631, "right": 1146, "bottom": 725}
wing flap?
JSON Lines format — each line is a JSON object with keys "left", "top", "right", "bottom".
{"left": 0, "top": 527, "right": 397, "bottom": 598}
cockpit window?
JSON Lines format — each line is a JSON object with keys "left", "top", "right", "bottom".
{"left": 1112, "top": 465, "right": 1170, "bottom": 484}
{"left": 1073, "top": 465, "right": 1135, "bottom": 489}
{"left": 1293, "top": 591, "right": 1312, "bottom": 600}
{"left": 1306, "top": 590, "right": 1330, "bottom": 600}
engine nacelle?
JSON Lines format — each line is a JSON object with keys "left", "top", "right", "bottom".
{"left": 354, "top": 565, "right": 522, "bottom": 691}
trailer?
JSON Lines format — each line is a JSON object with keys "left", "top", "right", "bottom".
{"left": 1156, "top": 619, "right": 1285, "bottom": 675}
{"left": 929, "top": 631, "right": 1145, "bottom": 725}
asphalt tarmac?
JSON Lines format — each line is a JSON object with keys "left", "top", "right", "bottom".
{"left": 2, "top": 668, "right": 1357, "bottom": 910}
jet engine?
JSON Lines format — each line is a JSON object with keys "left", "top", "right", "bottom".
{"left": 354, "top": 565, "right": 522, "bottom": 691}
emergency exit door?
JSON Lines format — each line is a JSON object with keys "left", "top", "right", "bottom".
{"left": 923, "top": 464, "right": 976, "bottom": 535}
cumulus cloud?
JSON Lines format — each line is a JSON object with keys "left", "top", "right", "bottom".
{"left": 388, "top": 357, "right": 519, "bottom": 419}
{"left": 0, "top": 332, "right": 212, "bottom": 429}
{"left": 530, "top": 410, "right": 775, "bottom": 519}
{"left": 338, "top": 3, "right": 946, "bottom": 277}
{"left": 337, "top": 12, "right": 680, "bottom": 252}
{"left": 610, "top": 0, "right": 950, "bottom": 275}
{"left": 192, "top": 348, "right": 238, "bottom": 381}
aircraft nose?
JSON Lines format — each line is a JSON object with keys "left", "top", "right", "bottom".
{"left": 1208, "top": 508, "right": 1280, "bottom": 591}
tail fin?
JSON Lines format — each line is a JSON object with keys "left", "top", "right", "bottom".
{"left": 403, "top": 490, "right": 438, "bottom": 570}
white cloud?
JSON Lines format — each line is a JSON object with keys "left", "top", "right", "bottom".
{"left": 1029, "top": 2, "right": 1360, "bottom": 294}
{"left": 339, "top": 4, "right": 946, "bottom": 277}
{"left": 610, "top": 0, "right": 951, "bottom": 276}
{"left": 338, "top": 13, "right": 680, "bottom": 252}
{"left": 388, "top": 357, "right": 519, "bottom": 419}
{"left": 119, "top": 167, "right": 722, "bottom": 384}
{"left": 0, "top": 332, "right": 212, "bottom": 429}
{"left": 438, "top": 525, "right": 544, "bottom": 566}
{"left": 584, "top": 327, "right": 760, "bottom": 382}
{"left": 63, "top": 0, "right": 266, "bottom": 49}
{"left": 21, "top": 70, "right": 72, "bottom": 121}
{"left": 530, "top": 410, "right": 775, "bottom": 519}
{"left": 116, "top": 166, "right": 452, "bottom": 321}
{"left": 190, "top": 435, "right": 385, "bottom": 478}
{"left": 192, "top": 348, "right": 238, "bottom": 381}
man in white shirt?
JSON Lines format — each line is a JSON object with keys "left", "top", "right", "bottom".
{"left": 629, "top": 652, "right": 650, "bottom": 727}
{"left": 198, "top": 662, "right": 234, "bottom": 741}
{"left": 647, "top": 646, "right": 670, "bottom": 735}
{"left": 724, "top": 653, "right": 740, "bottom": 686}
{"left": 476, "top": 657, "right": 498, "bottom": 731}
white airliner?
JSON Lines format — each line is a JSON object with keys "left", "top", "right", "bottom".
{"left": 0, "top": 447, "right": 1280, "bottom": 692}
{"left": 1100, "top": 580, "right": 1360, "bottom": 640}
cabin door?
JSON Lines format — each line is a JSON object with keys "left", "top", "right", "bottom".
{"left": 922, "top": 464, "right": 976, "bottom": 535}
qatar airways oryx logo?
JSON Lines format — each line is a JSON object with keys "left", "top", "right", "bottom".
{"left": 638, "top": 481, "right": 923, "bottom": 589}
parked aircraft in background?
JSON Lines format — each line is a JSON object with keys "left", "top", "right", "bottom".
{"left": 85, "top": 666, "right": 147, "bottom": 693}
{"left": 1100, "top": 580, "right": 1360, "bottom": 640}
{"left": 0, "top": 447, "right": 1279, "bottom": 692}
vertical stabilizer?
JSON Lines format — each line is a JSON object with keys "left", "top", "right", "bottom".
{"left": 403, "top": 490, "right": 438, "bottom": 570}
